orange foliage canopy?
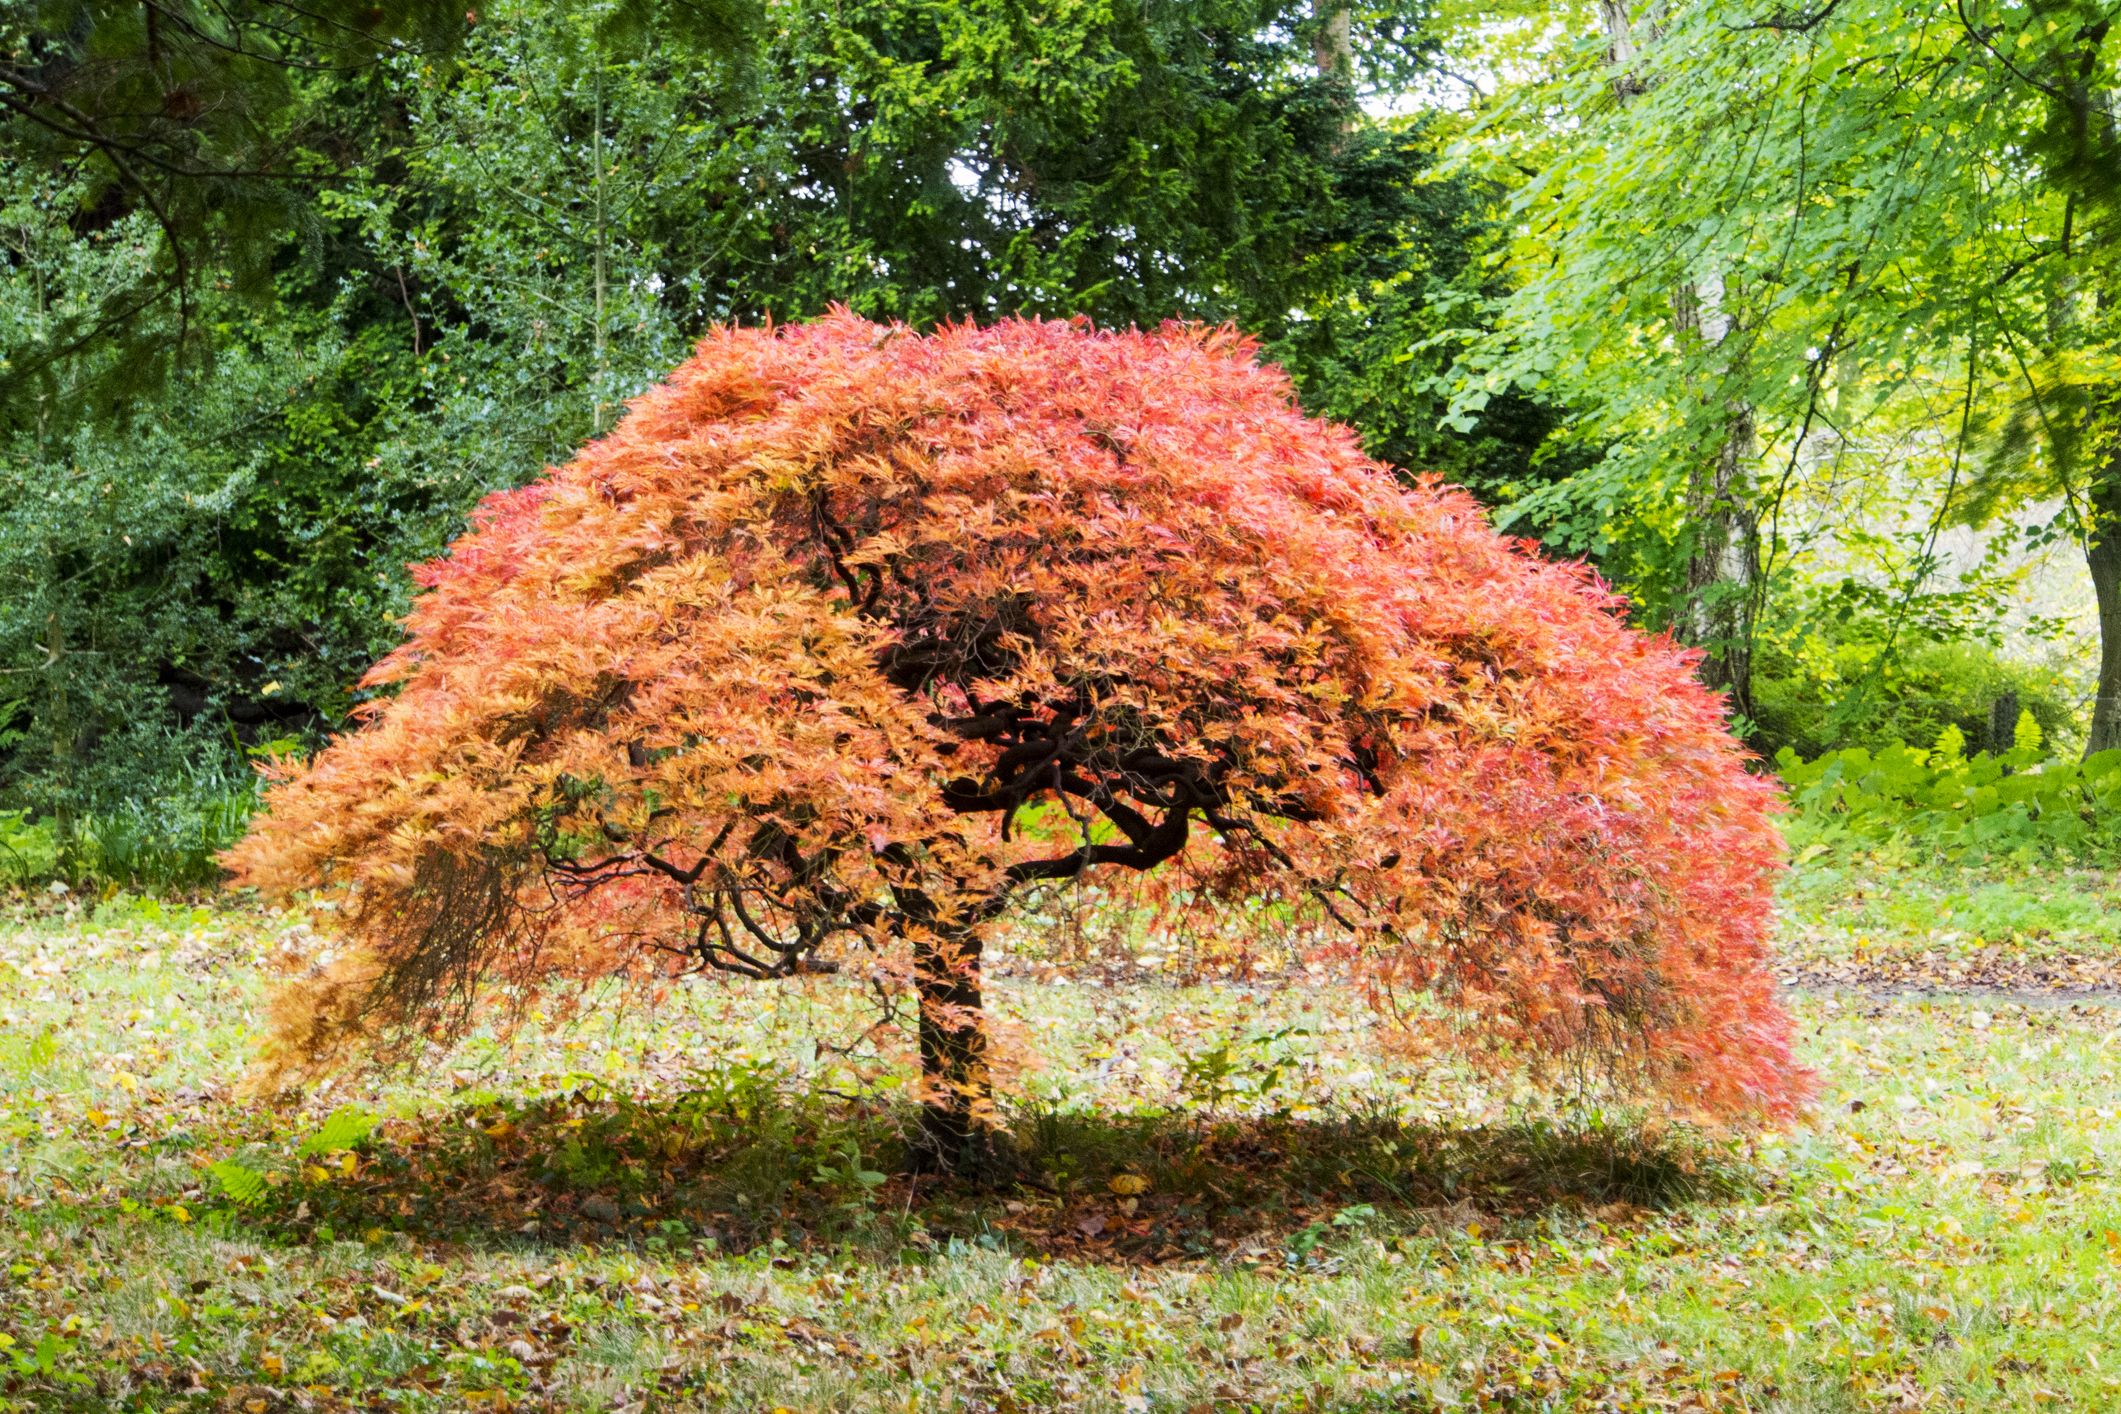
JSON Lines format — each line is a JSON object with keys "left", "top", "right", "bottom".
{"left": 228, "top": 311, "right": 1807, "bottom": 1126}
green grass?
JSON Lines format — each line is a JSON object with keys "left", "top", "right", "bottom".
{"left": 4, "top": 887, "right": 2121, "bottom": 1410}
{"left": 1778, "top": 853, "right": 2121, "bottom": 963}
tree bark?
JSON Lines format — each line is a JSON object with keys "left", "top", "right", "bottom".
{"left": 2087, "top": 475, "right": 2121, "bottom": 755}
{"left": 1313, "top": 0, "right": 1352, "bottom": 82}
{"left": 909, "top": 925, "right": 1002, "bottom": 1175}
{"left": 44, "top": 603, "right": 74, "bottom": 851}
{"left": 1673, "top": 287, "right": 1761, "bottom": 722}
{"left": 1599, "top": 5, "right": 1757, "bottom": 719}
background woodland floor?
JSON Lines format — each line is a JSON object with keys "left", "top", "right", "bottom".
{"left": 5, "top": 866, "right": 2121, "bottom": 1412}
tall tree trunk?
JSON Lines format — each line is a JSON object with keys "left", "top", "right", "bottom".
{"left": 1598, "top": 0, "right": 1648, "bottom": 87}
{"left": 1675, "top": 273, "right": 1760, "bottom": 722}
{"left": 910, "top": 925, "right": 999, "bottom": 1174}
{"left": 1599, "top": 4, "right": 1756, "bottom": 718}
{"left": 1313, "top": 0, "right": 1352, "bottom": 82}
{"left": 590, "top": 51, "right": 610, "bottom": 438}
{"left": 1679, "top": 422, "right": 1761, "bottom": 720}
{"left": 2086, "top": 475, "right": 2121, "bottom": 755}
{"left": 44, "top": 601, "right": 74, "bottom": 853}
{"left": 2024, "top": 29, "right": 2117, "bottom": 756}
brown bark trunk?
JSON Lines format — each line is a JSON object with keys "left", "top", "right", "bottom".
{"left": 1680, "top": 402, "right": 1760, "bottom": 721}
{"left": 1313, "top": 0, "right": 1352, "bottom": 81}
{"left": 909, "top": 926, "right": 1002, "bottom": 1175}
{"left": 1669, "top": 279, "right": 1759, "bottom": 721}
{"left": 44, "top": 604, "right": 74, "bottom": 851}
{"left": 2086, "top": 477, "right": 2121, "bottom": 756}
{"left": 1599, "top": 6, "right": 1756, "bottom": 719}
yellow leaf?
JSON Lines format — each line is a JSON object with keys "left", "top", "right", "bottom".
{"left": 113, "top": 1072, "right": 139, "bottom": 1094}
{"left": 1107, "top": 1173, "right": 1149, "bottom": 1196}
{"left": 260, "top": 1352, "right": 285, "bottom": 1378}
{"left": 303, "top": 1164, "right": 330, "bottom": 1183}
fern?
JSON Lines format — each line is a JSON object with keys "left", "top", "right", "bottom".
{"left": 210, "top": 1159, "right": 268, "bottom": 1206}
{"left": 298, "top": 1105, "right": 377, "bottom": 1158}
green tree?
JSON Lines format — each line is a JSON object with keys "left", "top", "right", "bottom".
{"left": 1455, "top": 0, "right": 2118, "bottom": 742}
{"left": 1, "top": 0, "right": 1549, "bottom": 844}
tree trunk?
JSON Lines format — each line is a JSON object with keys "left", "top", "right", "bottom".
{"left": 1670, "top": 278, "right": 1760, "bottom": 722}
{"left": 1598, "top": 4, "right": 1756, "bottom": 720}
{"left": 1313, "top": 0, "right": 1352, "bottom": 82}
{"left": 1679, "top": 390, "right": 1760, "bottom": 721}
{"left": 909, "top": 926, "right": 1001, "bottom": 1175}
{"left": 1987, "top": 689, "right": 2021, "bottom": 757}
{"left": 2087, "top": 476, "right": 2121, "bottom": 756}
{"left": 590, "top": 51, "right": 610, "bottom": 437}
{"left": 44, "top": 601, "right": 74, "bottom": 853}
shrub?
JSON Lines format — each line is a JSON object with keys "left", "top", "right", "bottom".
{"left": 228, "top": 313, "right": 1807, "bottom": 1165}
{"left": 0, "top": 810, "right": 59, "bottom": 885}
{"left": 0, "top": 735, "right": 263, "bottom": 891}
{"left": 1751, "top": 635, "right": 2078, "bottom": 761}
{"left": 1777, "top": 716, "right": 2121, "bottom": 864}
{"left": 0, "top": 794, "right": 254, "bottom": 893}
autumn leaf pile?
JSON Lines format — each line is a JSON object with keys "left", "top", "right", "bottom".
{"left": 227, "top": 310, "right": 1806, "bottom": 1120}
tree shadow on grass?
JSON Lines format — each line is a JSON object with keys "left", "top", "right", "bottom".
{"left": 214, "top": 1085, "right": 1752, "bottom": 1264}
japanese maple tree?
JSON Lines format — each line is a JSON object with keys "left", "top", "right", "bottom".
{"left": 228, "top": 311, "right": 1808, "bottom": 1166}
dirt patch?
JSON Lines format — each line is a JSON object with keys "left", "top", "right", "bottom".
{"left": 1780, "top": 945, "right": 2121, "bottom": 1002}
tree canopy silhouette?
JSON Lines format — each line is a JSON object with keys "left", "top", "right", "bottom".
{"left": 228, "top": 312, "right": 1806, "bottom": 1166}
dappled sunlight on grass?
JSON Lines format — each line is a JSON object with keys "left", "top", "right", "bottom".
{"left": 7, "top": 892, "right": 2121, "bottom": 1409}
{"left": 200, "top": 1093, "right": 1740, "bottom": 1264}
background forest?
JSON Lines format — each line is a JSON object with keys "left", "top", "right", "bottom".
{"left": 0, "top": 0, "right": 2110, "bottom": 879}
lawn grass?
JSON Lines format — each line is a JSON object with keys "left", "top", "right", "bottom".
{"left": 4, "top": 885, "right": 2121, "bottom": 1411}
{"left": 1778, "top": 852, "right": 2121, "bottom": 955}
{"left": 1775, "top": 854, "right": 2121, "bottom": 993}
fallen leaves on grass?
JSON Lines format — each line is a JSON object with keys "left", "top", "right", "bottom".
{"left": 8, "top": 892, "right": 2121, "bottom": 1410}
{"left": 1781, "top": 943, "right": 2121, "bottom": 998}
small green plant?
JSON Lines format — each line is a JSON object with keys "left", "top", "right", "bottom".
{"left": 0, "top": 810, "right": 59, "bottom": 884}
{"left": 298, "top": 1105, "right": 378, "bottom": 1158}
{"left": 678, "top": 1055, "right": 783, "bottom": 1125}
{"left": 1177, "top": 1027, "right": 1308, "bottom": 1114}
{"left": 813, "top": 1142, "right": 888, "bottom": 1199}
{"left": 209, "top": 1158, "right": 269, "bottom": 1206}
{"left": 14, "top": 1025, "right": 59, "bottom": 1073}
{"left": 4, "top": 1330, "right": 90, "bottom": 1389}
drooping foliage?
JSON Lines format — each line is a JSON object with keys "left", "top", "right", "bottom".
{"left": 229, "top": 313, "right": 1805, "bottom": 1136}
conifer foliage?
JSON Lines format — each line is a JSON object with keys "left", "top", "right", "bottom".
{"left": 229, "top": 312, "right": 1807, "bottom": 1163}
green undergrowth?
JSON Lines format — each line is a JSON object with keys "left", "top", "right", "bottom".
{"left": 1771, "top": 723, "right": 2121, "bottom": 969}
{"left": 0, "top": 792, "right": 254, "bottom": 894}
{"left": 6, "top": 891, "right": 2121, "bottom": 1410}
{"left": 1775, "top": 719, "right": 2121, "bottom": 868}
